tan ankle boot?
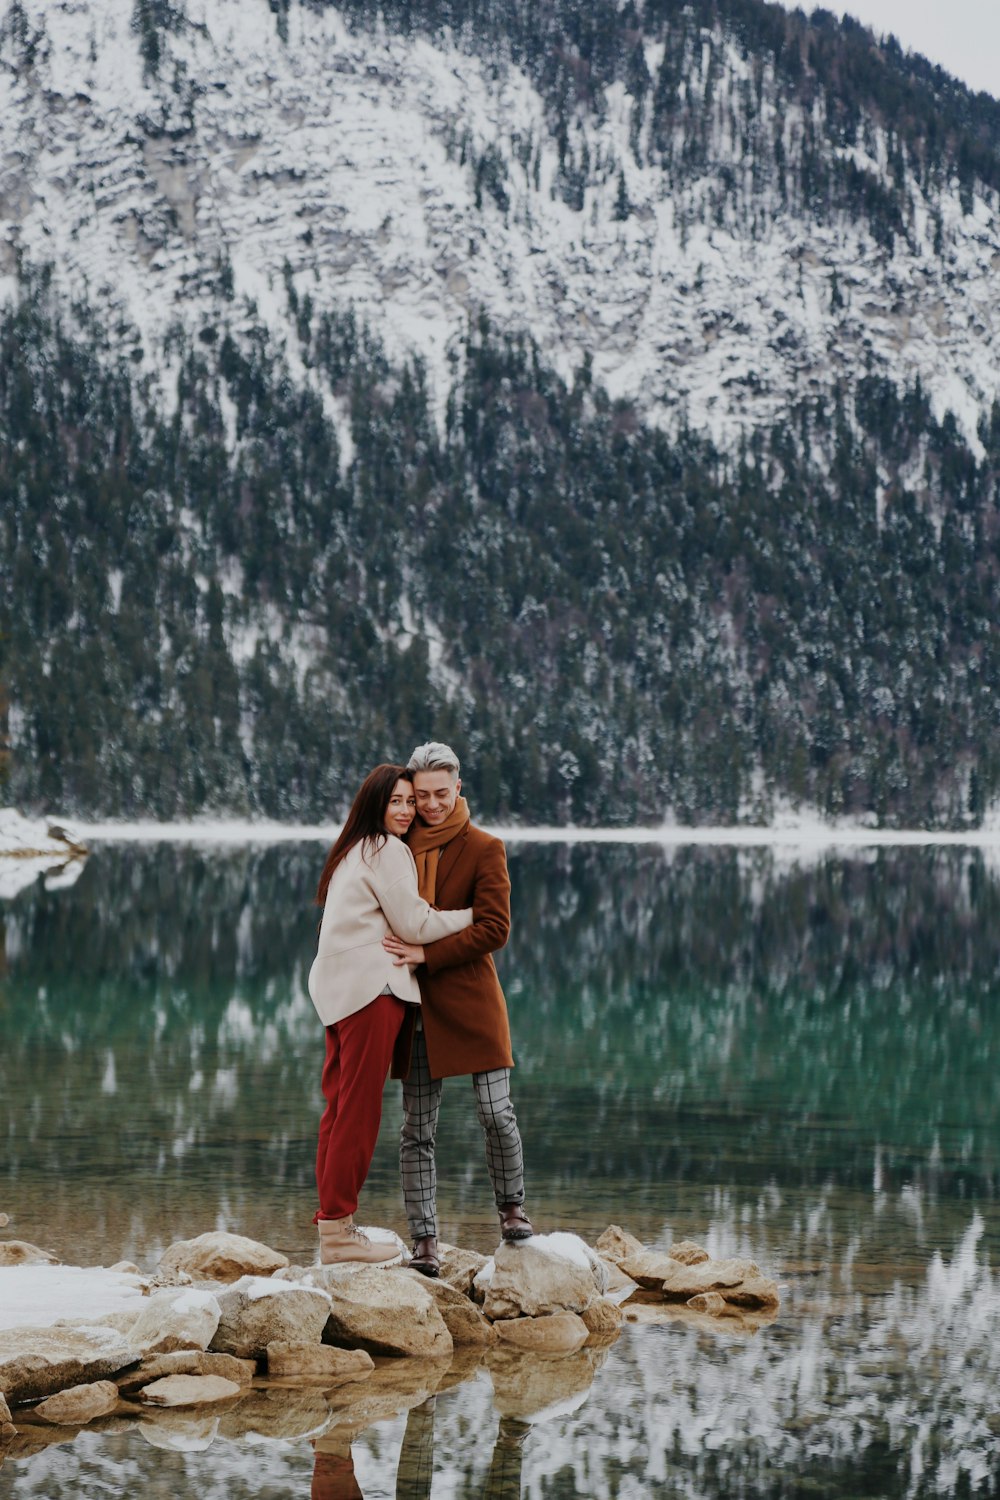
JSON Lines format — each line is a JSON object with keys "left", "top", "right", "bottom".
{"left": 317, "top": 1215, "right": 402, "bottom": 1266}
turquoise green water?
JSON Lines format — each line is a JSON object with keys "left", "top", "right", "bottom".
{"left": 2, "top": 842, "right": 999, "bottom": 1497}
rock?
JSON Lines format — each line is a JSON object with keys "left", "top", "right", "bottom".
{"left": 159, "top": 1232, "right": 289, "bottom": 1283}
{"left": 437, "top": 1243, "right": 489, "bottom": 1295}
{"left": 0, "top": 1326, "right": 139, "bottom": 1405}
{"left": 117, "top": 1350, "right": 255, "bottom": 1396}
{"left": 265, "top": 1341, "right": 374, "bottom": 1383}
{"left": 140, "top": 1374, "right": 242, "bottom": 1408}
{"left": 594, "top": 1225, "right": 646, "bottom": 1266}
{"left": 0, "top": 1215, "right": 9, "bottom": 1227}
{"left": 534, "top": 1233, "right": 610, "bottom": 1295}
{"left": 321, "top": 1267, "right": 452, "bottom": 1360}
{"left": 617, "top": 1247, "right": 687, "bottom": 1289}
{"left": 494, "top": 1313, "right": 590, "bottom": 1354}
{"left": 598, "top": 1258, "right": 639, "bottom": 1301}
{"left": 579, "top": 1299, "right": 624, "bottom": 1339}
{"left": 482, "top": 1240, "right": 596, "bottom": 1321}
{"left": 108, "top": 1262, "right": 142, "bottom": 1276}
{"left": 31, "top": 1379, "right": 119, "bottom": 1425}
{"left": 120, "top": 1288, "right": 222, "bottom": 1355}
{"left": 686, "top": 1291, "right": 728, "bottom": 1315}
{"left": 659, "top": 1256, "right": 780, "bottom": 1309}
{"left": 669, "top": 1239, "right": 711, "bottom": 1265}
{"left": 210, "top": 1278, "right": 331, "bottom": 1360}
{"left": 0, "top": 1389, "right": 16, "bottom": 1443}
{"left": 400, "top": 1271, "right": 497, "bottom": 1346}
{"left": 0, "top": 1241, "right": 59, "bottom": 1267}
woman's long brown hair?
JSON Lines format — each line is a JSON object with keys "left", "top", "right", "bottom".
{"left": 316, "top": 764, "right": 412, "bottom": 906}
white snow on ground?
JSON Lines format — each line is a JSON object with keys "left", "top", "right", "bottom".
{"left": 0, "top": 809, "right": 83, "bottom": 856}
{"left": 0, "top": 1264, "right": 146, "bottom": 1332}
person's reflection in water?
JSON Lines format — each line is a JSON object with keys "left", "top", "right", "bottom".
{"left": 312, "top": 1433, "right": 364, "bottom": 1500}
{"left": 482, "top": 1416, "right": 531, "bottom": 1500}
{"left": 395, "top": 1396, "right": 531, "bottom": 1500}
{"left": 395, "top": 1395, "right": 437, "bottom": 1498}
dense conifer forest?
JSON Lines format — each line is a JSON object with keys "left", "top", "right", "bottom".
{"left": 3, "top": 257, "right": 999, "bottom": 825}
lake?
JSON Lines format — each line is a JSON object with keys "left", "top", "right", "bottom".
{"left": 1, "top": 839, "right": 999, "bottom": 1498}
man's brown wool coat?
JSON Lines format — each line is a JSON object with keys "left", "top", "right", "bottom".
{"left": 391, "top": 823, "right": 514, "bottom": 1081}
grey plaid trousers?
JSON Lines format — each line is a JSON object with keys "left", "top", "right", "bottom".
{"left": 400, "top": 1023, "right": 526, "bottom": 1240}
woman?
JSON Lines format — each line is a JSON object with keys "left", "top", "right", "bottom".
{"left": 308, "top": 764, "right": 473, "bottom": 1265}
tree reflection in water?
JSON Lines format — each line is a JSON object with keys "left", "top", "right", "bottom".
{"left": 1, "top": 842, "right": 999, "bottom": 1496}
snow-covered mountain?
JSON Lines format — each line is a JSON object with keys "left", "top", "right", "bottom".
{"left": 3, "top": 0, "right": 999, "bottom": 450}
{"left": 4, "top": 0, "right": 1000, "bottom": 825}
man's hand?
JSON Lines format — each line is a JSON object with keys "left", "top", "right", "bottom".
{"left": 383, "top": 933, "right": 425, "bottom": 967}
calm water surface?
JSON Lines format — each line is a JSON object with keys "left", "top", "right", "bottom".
{"left": 1, "top": 841, "right": 999, "bottom": 1497}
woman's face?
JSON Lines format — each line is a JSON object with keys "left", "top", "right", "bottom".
{"left": 384, "top": 778, "right": 416, "bottom": 837}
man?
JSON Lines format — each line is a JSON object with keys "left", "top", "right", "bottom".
{"left": 382, "top": 740, "right": 532, "bottom": 1276}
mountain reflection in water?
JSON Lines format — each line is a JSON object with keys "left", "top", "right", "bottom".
{"left": 1, "top": 842, "right": 999, "bottom": 1498}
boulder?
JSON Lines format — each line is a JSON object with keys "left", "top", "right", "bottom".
{"left": 531, "top": 1233, "right": 609, "bottom": 1295}
{"left": 481, "top": 1240, "right": 596, "bottom": 1321}
{"left": 400, "top": 1271, "right": 497, "bottom": 1346}
{"left": 687, "top": 1290, "right": 727, "bottom": 1314}
{"left": 617, "top": 1247, "right": 683, "bottom": 1289}
{"left": 0, "top": 1326, "right": 139, "bottom": 1405}
{"left": 659, "top": 1256, "right": 780, "bottom": 1309}
{"left": 159, "top": 1232, "right": 289, "bottom": 1283}
{"left": 1, "top": 1389, "right": 16, "bottom": 1443}
{"left": 579, "top": 1299, "right": 624, "bottom": 1339}
{"left": 669, "top": 1239, "right": 711, "bottom": 1266}
{"left": 594, "top": 1226, "right": 646, "bottom": 1266}
{"left": 0, "top": 1241, "right": 59, "bottom": 1268}
{"left": 265, "top": 1341, "right": 374, "bottom": 1383}
{"left": 210, "top": 1278, "right": 331, "bottom": 1360}
{"left": 31, "top": 1379, "right": 119, "bottom": 1425}
{"left": 121, "top": 1288, "right": 222, "bottom": 1355}
{"left": 599, "top": 1258, "right": 639, "bottom": 1301}
{"left": 322, "top": 1267, "right": 452, "bottom": 1360}
{"left": 108, "top": 1262, "right": 142, "bottom": 1276}
{"left": 437, "top": 1244, "right": 489, "bottom": 1295}
{"left": 117, "top": 1350, "right": 255, "bottom": 1396}
{"left": 140, "top": 1374, "right": 243, "bottom": 1408}
{"left": 494, "top": 1313, "right": 589, "bottom": 1355}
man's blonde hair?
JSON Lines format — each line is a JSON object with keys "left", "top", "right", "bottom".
{"left": 407, "top": 741, "right": 461, "bottom": 777}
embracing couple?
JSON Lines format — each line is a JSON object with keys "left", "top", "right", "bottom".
{"left": 307, "top": 741, "right": 532, "bottom": 1277}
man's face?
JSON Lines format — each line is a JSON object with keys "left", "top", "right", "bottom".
{"left": 412, "top": 769, "right": 461, "bottom": 826}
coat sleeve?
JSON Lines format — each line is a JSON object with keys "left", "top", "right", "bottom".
{"left": 422, "top": 837, "right": 511, "bottom": 974}
{"left": 372, "top": 842, "right": 473, "bottom": 946}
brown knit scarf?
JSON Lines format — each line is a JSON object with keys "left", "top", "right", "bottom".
{"left": 407, "top": 795, "right": 470, "bottom": 903}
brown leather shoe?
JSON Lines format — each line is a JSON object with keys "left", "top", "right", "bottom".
{"left": 498, "top": 1204, "right": 533, "bottom": 1241}
{"left": 409, "top": 1235, "right": 440, "bottom": 1277}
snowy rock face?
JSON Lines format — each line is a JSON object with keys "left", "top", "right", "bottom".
{"left": 1, "top": 0, "right": 999, "bottom": 449}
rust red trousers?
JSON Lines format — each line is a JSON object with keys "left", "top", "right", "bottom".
{"left": 314, "top": 990, "right": 407, "bottom": 1222}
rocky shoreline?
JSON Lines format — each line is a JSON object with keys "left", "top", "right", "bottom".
{"left": 0, "top": 1226, "right": 779, "bottom": 1464}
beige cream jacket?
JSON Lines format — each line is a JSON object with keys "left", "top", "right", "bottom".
{"left": 308, "top": 835, "right": 472, "bottom": 1027}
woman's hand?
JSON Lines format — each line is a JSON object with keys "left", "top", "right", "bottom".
{"left": 382, "top": 933, "right": 425, "bottom": 967}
